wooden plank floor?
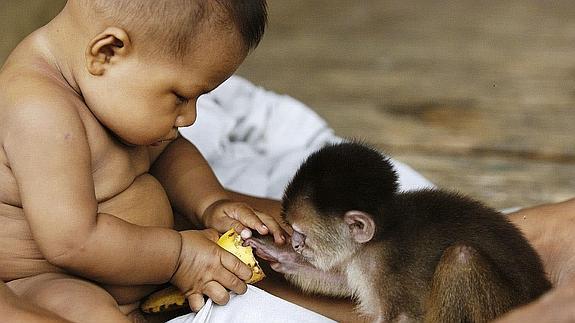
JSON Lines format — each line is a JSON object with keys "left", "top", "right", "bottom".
{"left": 2, "top": 0, "right": 573, "bottom": 209}
{"left": 238, "top": 0, "right": 575, "bottom": 209}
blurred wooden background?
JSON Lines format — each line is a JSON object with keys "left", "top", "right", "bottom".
{"left": 1, "top": 0, "right": 573, "bottom": 209}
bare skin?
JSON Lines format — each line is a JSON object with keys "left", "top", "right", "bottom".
{"left": 1, "top": 2, "right": 572, "bottom": 323}
{"left": 0, "top": 280, "right": 71, "bottom": 323}
{"left": 497, "top": 198, "right": 575, "bottom": 322}
{"left": 0, "top": 1, "right": 285, "bottom": 322}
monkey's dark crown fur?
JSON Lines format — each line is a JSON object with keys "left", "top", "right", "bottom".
{"left": 282, "top": 142, "right": 398, "bottom": 218}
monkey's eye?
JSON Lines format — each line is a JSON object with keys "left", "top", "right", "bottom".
{"left": 174, "top": 92, "right": 190, "bottom": 105}
{"left": 279, "top": 210, "right": 293, "bottom": 226}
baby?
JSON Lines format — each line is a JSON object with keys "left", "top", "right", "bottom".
{"left": 0, "top": 0, "right": 287, "bottom": 321}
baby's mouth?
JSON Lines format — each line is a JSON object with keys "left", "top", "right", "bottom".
{"left": 151, "top": 139, "right": 171, "bottom": 146}
{"left": 150, "top": 132, "right": 179, "bottom": 146}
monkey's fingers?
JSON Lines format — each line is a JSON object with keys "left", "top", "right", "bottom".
{"left": 244, "top": 237, "right": 281, "bottom": 263}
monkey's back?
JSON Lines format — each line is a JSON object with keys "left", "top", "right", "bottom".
{"left": 385, "top": 189, "right": 551, "bottom": 314}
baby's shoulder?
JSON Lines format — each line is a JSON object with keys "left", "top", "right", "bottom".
{"left": 2, "top": 61, "right": 77, "bottom": 105}
{"left": 2, "top": 55, "right": 84, "bottom": 112}
{"left": 0, "top": 64, "right": 88, "bottom": 144}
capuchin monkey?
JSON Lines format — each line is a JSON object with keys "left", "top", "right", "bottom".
{"left": 246, "top": 142, "right": 551, "bottom": 323}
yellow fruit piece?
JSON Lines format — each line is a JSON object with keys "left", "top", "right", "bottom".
{"left": 141, "top": 228, "right": 265, "bottom": 313}
{"left": 216, "top": 228, "right": 266, "bottom": 284}
{"left": 140, "top": 285, "right": 186, "bottom": 314}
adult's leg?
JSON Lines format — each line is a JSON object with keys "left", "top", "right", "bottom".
{"left": 507, "top": 197, "right": 575, "bottom": 285}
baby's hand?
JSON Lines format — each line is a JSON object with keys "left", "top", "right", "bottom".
{"left": 170, "top": 229, "right": 252, "bottom": 312}
{"left": 202, "top": 199, "right": 286, "bottom": 244}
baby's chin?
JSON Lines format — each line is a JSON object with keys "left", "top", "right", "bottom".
{"left": 150, "top": 138, "right": 176, "bottom": 147}
{"left": 116, "top": 137, "right": 138, "bottom": 147}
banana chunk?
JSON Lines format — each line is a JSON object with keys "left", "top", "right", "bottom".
{"left": 140, "top": 285, "right": 186, "bottom": 314}
{"left": 216, "top": 228, "right": 266, "bottom": 284}
{"left": 141, "top": 228, "right": 265, "bottom": 313}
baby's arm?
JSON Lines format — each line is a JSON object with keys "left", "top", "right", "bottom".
{"left": 4, "top": 99, "right": 252, "bottom": 312}
{"left": 4, "top": 101, "right": 180, "bottom": 285}
{"left": 151, "top": 137, "right": 286, "bottom": 242}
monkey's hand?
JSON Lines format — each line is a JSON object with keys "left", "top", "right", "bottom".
{"left": 245, "top": 234, "right": 351, "bottom": 297}
{"left": 244, "top": 234, "right": 313, "bottom": 275}
{"left": 202, "top": 199, "right": 287, "bottom": 245}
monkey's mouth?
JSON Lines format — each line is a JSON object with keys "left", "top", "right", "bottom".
{"left": 295, "top": 248, "right": 314, "bottom": 263}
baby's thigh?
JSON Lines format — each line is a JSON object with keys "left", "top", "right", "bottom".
{"left": 103, "top": 283, "right": 160, "bottom": 305}
{"left": 8, "top": 272, "right": 134, "bottom": 323}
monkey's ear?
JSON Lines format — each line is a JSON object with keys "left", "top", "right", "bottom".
{"left": 344, "top": 211, "right": 375, "bottom": 243}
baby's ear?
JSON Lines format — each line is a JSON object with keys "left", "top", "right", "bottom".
{"left": 85, "top": 27, "right": 131, "bottom": 76}
{"left": 344, "top": 210, "right": 375, "bottom": 244}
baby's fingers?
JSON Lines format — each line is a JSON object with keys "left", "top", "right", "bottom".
{"left": 203, "top": 281, "right": 231, "bottom": 305}
{"left": 220, "top": 249, "right": 252, "bottom": 283}
{"left": 187, "top": 293, "right": 205, "bottom": 312}
{"left": 232, "top": 205, "right": 287, "bottom": 244}
{"left": 231, "top": 206, "right": 269, "bottom": 238}
{"left": 213, "top": 265, "right": 248, "bottom": 295}
{"left": 253, "top": 210, "right": 287, "bottom": 244}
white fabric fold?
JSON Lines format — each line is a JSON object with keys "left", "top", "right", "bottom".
{"left": 179, "top": 75, "right": 434, "bottom": 200}
{"left": 167, "top": 285, "right": 336, "bottom": 323}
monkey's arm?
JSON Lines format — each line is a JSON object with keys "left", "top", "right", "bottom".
{"left": 245, "top": 236, "right": 351, "bottom": 298}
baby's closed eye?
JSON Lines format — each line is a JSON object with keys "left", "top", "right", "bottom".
{"left": 174, "top": 92, "right": 190, "bottom": 105}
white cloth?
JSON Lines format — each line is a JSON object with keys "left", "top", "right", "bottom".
{"left": 179, "top": 75, "right": 434, "bottom": 200}
{"left": 174, "top": 75, "right": 435, "bottom": 322}
{"left": 167, "top": 285, "right": 336, "bottom": 323}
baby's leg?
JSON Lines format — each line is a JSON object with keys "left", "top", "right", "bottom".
{"left": 8, "top": 272, "right": 138, "bottom": 323}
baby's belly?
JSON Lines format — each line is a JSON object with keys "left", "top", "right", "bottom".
{"left": 97, "top": 174, "right": 174, "bottom": 227}
{"left": 0, "top": 203, "right": 64, "bottom": 281}
{"left": 0, "top": 173, "right": 174, "bottom": 282}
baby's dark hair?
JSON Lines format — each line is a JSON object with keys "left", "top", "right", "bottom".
{"left": 88, "top": 0, "right": 267, "bottom": 59}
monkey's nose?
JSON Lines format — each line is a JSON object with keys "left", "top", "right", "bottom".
{"left": 291, "top": 231, "right": 306, "bottom": 252}
{"left": 293, "top": 241, "right": 304, "bottom": 251}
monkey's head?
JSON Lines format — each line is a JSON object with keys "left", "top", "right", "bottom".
{"left": 281, "top": 142, "right": 399, "bottom": 270}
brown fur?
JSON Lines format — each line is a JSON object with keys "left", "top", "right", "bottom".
{"left": 247, "top": 142, "right": 551, "bottom": 322}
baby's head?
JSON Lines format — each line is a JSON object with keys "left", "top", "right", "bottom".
{"left": 66, "top": 0, "right": 267, "bottom": 146}
{"left": 85, "top": 0, "right": 267, "bottom": 60}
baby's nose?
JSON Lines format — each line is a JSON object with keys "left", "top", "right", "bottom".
{"left": 175, "top": 104, "right": 197, "bottom": 127}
